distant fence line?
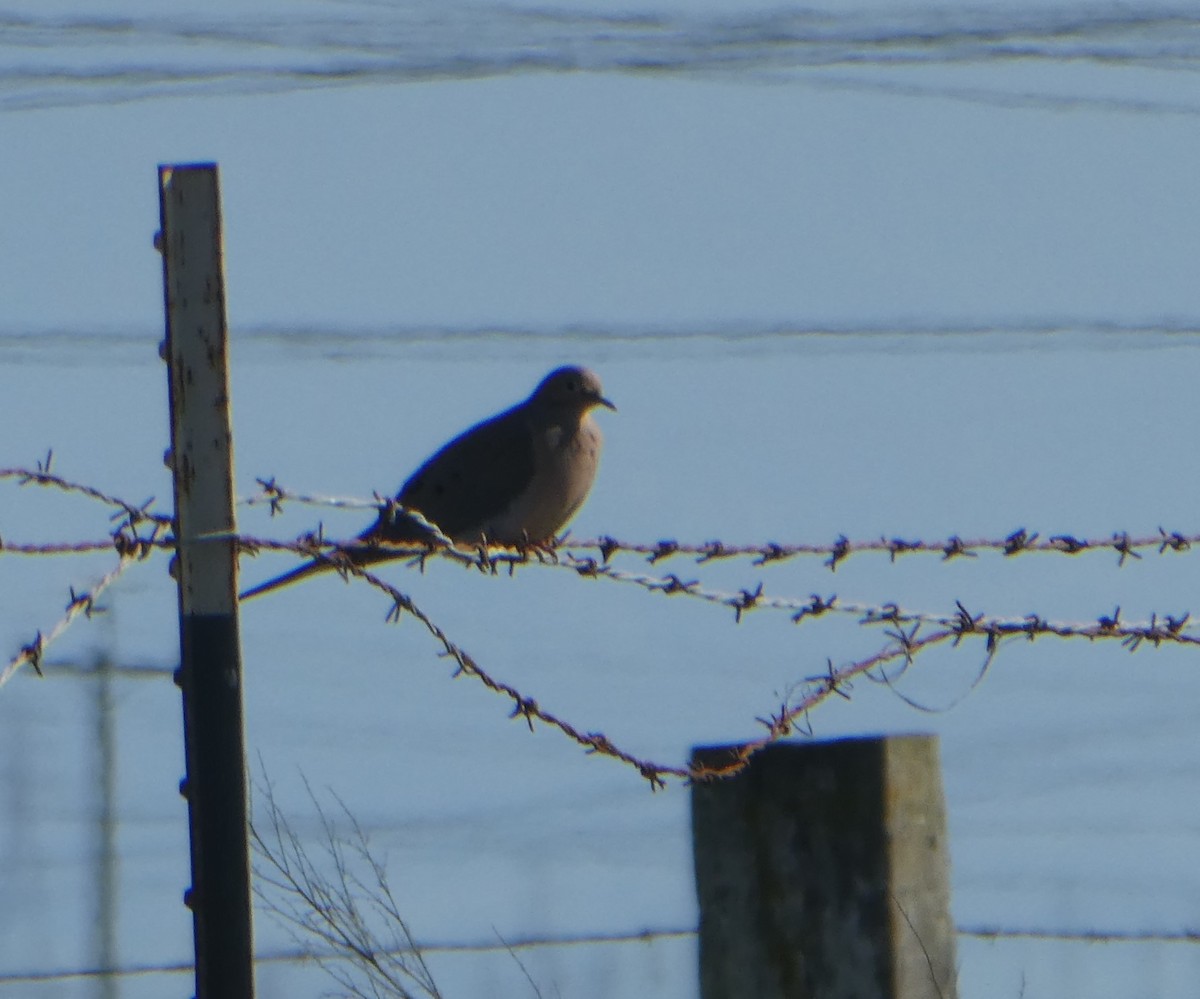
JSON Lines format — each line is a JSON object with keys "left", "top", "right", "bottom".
{"left": 3, "top": 922, "right": 1197, "bottom": 988}
{"left": 7, "top": 5, "right": 1200, "bottom": 117}
{"left": 4, "top": 462, "right": 1199, "bottom": 786}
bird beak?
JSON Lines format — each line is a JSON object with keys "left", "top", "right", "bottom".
{"left": 595, "top": 394, "right": 616, "bottom": 412}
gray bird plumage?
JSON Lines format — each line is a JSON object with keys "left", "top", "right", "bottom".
{"left": 240, "top": 366, "right": 614, "bottom": 600}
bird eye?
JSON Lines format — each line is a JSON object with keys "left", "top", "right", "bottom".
{"left": 566, "top": 380, "right": 577, "bottom": 392}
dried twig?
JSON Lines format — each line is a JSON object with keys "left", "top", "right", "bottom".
{"left": 251, "top": 775, "right": 444, "bottom": 999}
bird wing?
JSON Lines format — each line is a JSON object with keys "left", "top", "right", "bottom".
{"left": 243, "top": 400, "right": 541, "bottom": 600}
{"left": 373, "top": 404, "right": 537, "bottom": 543}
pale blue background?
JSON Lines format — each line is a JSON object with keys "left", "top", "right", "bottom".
{"left": 3, "top": 2, "right": 1200, "bottom": 996}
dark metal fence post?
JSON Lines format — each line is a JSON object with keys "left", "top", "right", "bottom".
{"left": 159, "top": 163, "right": 255, "bottom": 999}
{"left": 692, "top": 736, "right": 957, "bottom": 999}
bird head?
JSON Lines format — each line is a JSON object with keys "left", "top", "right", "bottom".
{"left": 533, "top": 366, "right": 616, "bottom": 413}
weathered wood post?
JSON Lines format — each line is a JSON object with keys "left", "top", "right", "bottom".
{"left": 692, "top": 736, "right": 956, "bottom": 999}
{"left": 159, "top": 163, "right": 255, "bottom": 999}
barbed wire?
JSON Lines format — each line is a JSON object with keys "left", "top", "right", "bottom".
{"left": 236, "top": 476, "right": 1200, "bottom": 568}
{"left": 7, "top": 464, "right": 1200, "bottom": 783}
{"left": 542, "top": 549, "right": 1200, "bottom": 641}
{"left": 241, "top": 476, "right": 460, "bottom": 550}
{"left": 0, "top": 456, "right": 173, "bottom": 531}
{"left": 226, "top": 543, "right": 1200, "bottom": 786}
{"left": 2, "top": 538, "right": 160, "bottom": 555}
{"left": 8, "top": 464, "right": 1200, "bottom": 989}
{"left": 20, "top": 533, "right": 1190, "bottom": 783}
{"left": 11, "top": 464, "right": 1200, "bottom": 568}
{"left": 1, "top": 464, "right": 170, "bottom": 687}
{"left": 283, "top": 548, "right": 689, "bottom": 787}
{"left": 0, "top": 555, "right": 140, "bottom": 689}
{"left": 241, "top": 476, "right": 382, "bottom": 514}
{"left": 232, "top": 532, "right": 1200, "bottom": 652}
{"left": 14, "top": 524, "right": 1199, "bottom": 648}
{"left": 587, "top": 527, "right": 1195, "bottom": 569}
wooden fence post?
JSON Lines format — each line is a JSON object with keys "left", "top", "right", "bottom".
{"left": 692, "top": 736, "right": 956, "bottom": 999}
{"left": 159, "top": 163, "right": 255, "bottom": 999}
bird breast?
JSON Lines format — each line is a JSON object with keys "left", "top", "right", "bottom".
{"left": 483, "top": 413, "right": 603, "bottom": 543}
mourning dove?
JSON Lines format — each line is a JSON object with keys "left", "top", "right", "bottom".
{"left": 239, "top": 365, "right": 615, "bottom": 600}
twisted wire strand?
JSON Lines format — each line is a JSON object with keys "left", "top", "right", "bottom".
{"left": 6, "top": 465, "right": 1200, "bottom": 782}
{"left": 0, "top": 556, "right": 140, "bottom": 689}
{"left": 0, "top": 461, "right": 172, "bottom": 528}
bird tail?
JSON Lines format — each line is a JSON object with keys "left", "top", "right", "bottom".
{"left": 239, "top": 559, "right": 330, "bottom": 601}
{"left": 239, "top": 523, "right": 438, "bottom": 602}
